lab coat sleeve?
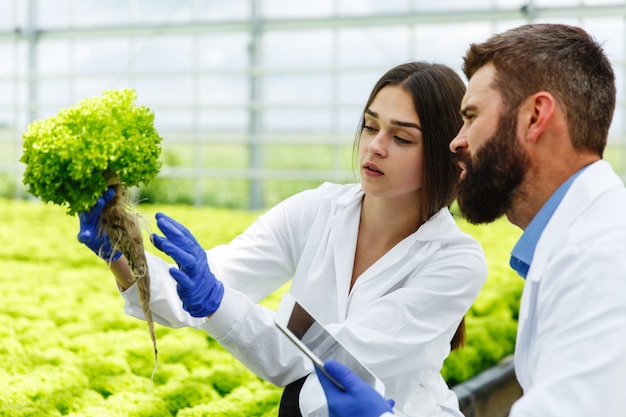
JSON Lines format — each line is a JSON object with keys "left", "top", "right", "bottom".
{"left": 199, "top": 283, "right": 314, "bottom": 385}
{"left": 509, "top": 242, "right": 626, "bottom": 417}
{"left": 204, "top": 187, "right": 314, "bottom": 302}
{"left": 121, "top": 252, "right": 314, "bottom": 385}
{"left": 120, "top": 187, "right": 323, "bottom": 385}
{"left": 122, "top": 184, "right": 320, "bottom": 321}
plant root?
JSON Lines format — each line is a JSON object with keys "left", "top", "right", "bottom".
{"left": 100, "top": 184, "right": 158, "bottom": 379}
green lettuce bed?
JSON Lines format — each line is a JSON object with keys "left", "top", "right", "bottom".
{"left": 0, "top": 199, "right": 521, "bottom": 416}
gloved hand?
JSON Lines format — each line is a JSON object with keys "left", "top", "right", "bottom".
{"left": 151, "top": 212, "right": 224, "bottom": 317}
{"left": 77, "top": 187, "right": 122, "bottom": 262}
{"left": 315, "top": 360, "right": 395, "bottom": 417}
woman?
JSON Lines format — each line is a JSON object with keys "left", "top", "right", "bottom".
{"left": 78, "top": 62, "right": 487, "bottom": 416}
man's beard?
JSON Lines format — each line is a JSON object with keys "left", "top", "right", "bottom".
{"left": 456, "top": 111, "right": 529, "bottom": 224}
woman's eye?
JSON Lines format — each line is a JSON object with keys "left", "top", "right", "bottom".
{"left": 363, "top": 125, "right": 378, "bottom": 133}
{"left": 394, "top": 136, "right": 412, "bottom": 144}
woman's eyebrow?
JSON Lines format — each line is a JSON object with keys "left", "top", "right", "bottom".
{"left": 392, "top": 120, "right": 421, "bottom": 130}
{"left": 365, "top": 109, "right": 421, "bottom": 130}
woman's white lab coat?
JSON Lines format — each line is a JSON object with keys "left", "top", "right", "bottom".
{"left": 510, "top": 161, "right": 626, "bottom": 416}
{"left": 121, "top": 182, "right": 487, "bottom": 416}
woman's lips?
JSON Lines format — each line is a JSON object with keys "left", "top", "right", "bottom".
{"left": 363, "top": 163, "right": 383, "bottom": 177}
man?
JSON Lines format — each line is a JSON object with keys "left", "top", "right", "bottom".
{"left": 315, "top": 23, "right": 626, "bottom": 417}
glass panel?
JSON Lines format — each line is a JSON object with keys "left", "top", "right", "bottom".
{"left": 493, "top": 19, "right": 528, "bottom": 35}
{"left": 337, "top": 107, "right": 366, "bottom": 133}
{"left": 415, "top": 0, "right": 492, "bottom": 12}
{"left": 198, "top": 109, "right": 248, "bottom": 130}
{"left": 0, "top": 44, "right": 14, "bottom": 76}
{"left": 199, "top": 0, "right": 249, "bottom": 20}
{"left": 134, "top": 0, "right": 194, "bottom": 24}
{"left": 534, "top": 16, "right": 580, "bottom": 25}
{"left": 414, "top": 22, "right": 493, "bottom": 69}
{"left": 264, "top": 109, "right": 332, "bottom": 132}
{"left": 199, "top": 76, "right": 248, "bottom": 105}
{"left": 74, "top": 77, "right": 133, "bottom": 100}
{"left": 134, "top": 36, "right": 193, "bottom": 73}
{"left": 149, "top": 107, "right": 194, "bottom": 131}
{"left": 264, "top": 144, "right": 339, "bottom": 169}
{"left": 338, "top": 27, "right": 410, "bottom": 68}
{"left": 263, "top": 0, "right": 333, "bottom": 18}
{"left": 0, "top": 81, "right": 14, "bottom": 106}
{"left": 75, "top": 39, "right": 130, "bottom": 74}
{"left": 14, "top": 0, "right": 28, "bottom": 28}
{"left": 582, "top": 16, "right": 624, "bottom": 60}
{"left": 494, "top": 0, "right": 527, "bottom": 8}
{"left": 533, "top": 0, "right": 581, "bottom": 6}
{"left": 135, "top": 77, "right": 194, "bottom": 106}
{"left": 74, "top": 0, "right": 129, "bottom": 26}
{"left": 584, "top": 0, "right": 625, "bottom": 4}
{"left": 37, "top": 40, "right": 71, "bottom": 74}
{"left": 337, "top": 71, "right": 381, "bottom": 106}
{"left": 199, "top": 34, "right": 250, "bottom": 71}
{"left": 339, "top": 0, "right": 411, "bottom": 15}
{"left": 201, "top": 143, "right": 248, "bottom": 168}
{"left": 582, "top": 17, "right": 625, "bottom": 142}
{"left": 37, "top": 79, "right": 72, "bottom": 107}
{"left": 263, "top": 31, "right": 332, "bottom": 70}
{"left": 264, "top": 74, "right": 331, "bottom": 105}
{"left": 0, "top": 1, "right": 14, "bottom": 31}
{"left": 13, "top": 42, "right": 28, "bottom": 76}
{"left": 37, "top": 0, "right": 70, "bottom": 29}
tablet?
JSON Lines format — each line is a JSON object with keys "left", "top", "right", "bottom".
{"left": 274, "top": 292, "right": 385, "bottom": 395}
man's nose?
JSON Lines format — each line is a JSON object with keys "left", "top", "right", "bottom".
{"left": 450, "top": 127, "right": 467, "bottom": 153}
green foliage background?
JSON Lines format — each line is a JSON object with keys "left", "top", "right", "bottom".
{"left": 0, "top": 198, "right": 522, "bottom": 416}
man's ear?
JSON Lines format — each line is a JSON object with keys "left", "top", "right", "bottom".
{"left": 524, "top": 92, "right": 556, "bottom": 143}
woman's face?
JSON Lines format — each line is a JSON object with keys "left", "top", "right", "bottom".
{"left": 359, "top": 85, "right": 425, "bottom": 201}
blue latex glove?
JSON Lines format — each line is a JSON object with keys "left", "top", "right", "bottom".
{"left": 77, "top": 187, "right": 122, "bottom": 262}
{"left": 315, "top": 360, "right": 394, "bottom": 417}
{"left": 151, "top": 212, "right": 224, "bottom": 317}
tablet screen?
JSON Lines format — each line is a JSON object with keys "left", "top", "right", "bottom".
{"left": 283, "top": 297, "right": 380, "bottom": 388}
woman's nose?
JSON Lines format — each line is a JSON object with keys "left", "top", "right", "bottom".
{"left": 368, "top": 133, "right": 388, "bottom": 157}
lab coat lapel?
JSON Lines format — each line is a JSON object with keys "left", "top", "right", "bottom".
{"left": 352, "top": 237, "right": 426, "bottom": 288}
{"left": 328, "top": 198, "right": 361, "bottom": 320}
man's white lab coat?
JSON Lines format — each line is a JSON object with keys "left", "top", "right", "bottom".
{"left": 510, "top": 160, "right": 626, "bottom": 416}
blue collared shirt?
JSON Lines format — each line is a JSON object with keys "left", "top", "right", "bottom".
{"left": 509, "top": 167, "right": 588, "bottom": 278}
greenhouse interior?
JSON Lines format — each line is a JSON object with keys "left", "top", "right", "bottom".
{"left": 1, "top": 0, "right": 626, "bottom": 209}
{"left": 2, "top": 1, "right": 626, "bottom": 417}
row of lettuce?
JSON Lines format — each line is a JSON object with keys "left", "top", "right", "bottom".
{"left": 0, "top": 198, "right": 522, "bottom": 416}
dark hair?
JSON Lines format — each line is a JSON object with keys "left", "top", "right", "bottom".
{"left": 354, "top": 62, "right": 467, "bottom": 349}
{"left": 355, "top": 61, "right": 466, "bottom": 221}
{"left": 462, "top": 23, "right": 616, "bottom": 157}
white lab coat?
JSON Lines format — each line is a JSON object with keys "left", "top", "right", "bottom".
{"left": 510, "top": 161, "right": 626, "bottom": 416}
{"left": 121, "top": 182, "right": 487, "bottom": 416}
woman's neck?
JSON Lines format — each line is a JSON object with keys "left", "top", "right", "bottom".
{"left": 350, "top": 194, "right": 425, "bottom": 288}
{"left": 360, "top": 194, "right": 424, "bottom": 245}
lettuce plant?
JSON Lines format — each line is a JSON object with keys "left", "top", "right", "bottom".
{"left": 20, "top": 88, "right": 162, "bottom": 215}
